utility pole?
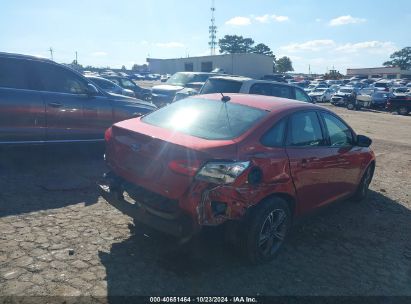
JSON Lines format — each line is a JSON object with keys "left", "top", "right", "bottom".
{"left": 49, "top": 47, "right": 54, "bottom": 60}
{"left": 75, "top": 51, "right": 78, "bottom": 64}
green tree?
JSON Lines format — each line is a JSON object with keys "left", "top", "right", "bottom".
{"left": 121, "top": 65, "right": 127, "bottom": 71}
{"left": 383, "top": 47, "right": 411, "bottom": 70}
{"left": 252, "top": 43, "right": 274, "bottom": 57}
{"left": 219, "top": 35, "right": 255, "bottom": 54}
{"left": 275, "top": 56, "right": 294, "bottom": 73}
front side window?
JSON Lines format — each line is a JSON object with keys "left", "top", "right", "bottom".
{"left": 120, "top": 78, "right": 137, "bottom": 90}
{"left": 287, "top": 111, "right": 324, "bottom": 147}
{"left": 0, "top": 58, "right": 30, "bottom": 90}
{"left": 295, "top": 88, "right": 311, "bottom": 102}
{"left": 33, "top": 62, "right": 87, "bottom": 94}
{"left": 322, "top": 113, "right": 353, "bottom": 147}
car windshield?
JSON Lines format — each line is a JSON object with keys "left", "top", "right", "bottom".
{"left": 141, "top": 97, "right": 267, "bottom": 140}
{"left": 340, "top": 89, "right": 353, "bottom": 93}
{"left": 313, "top": 88, "right": 326, "bottom": 92}
{"left": 200, "top": 79, "right": 243, "bottom": 94}
{"left": 166, "top": 73, "right": 196, "bottom": 86}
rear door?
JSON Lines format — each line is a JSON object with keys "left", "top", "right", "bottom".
{"left": 0, "top": 57, "right": 45, "bottom": 143}
{"left": 285, "top": 111, "right": 342, "bottom": 214}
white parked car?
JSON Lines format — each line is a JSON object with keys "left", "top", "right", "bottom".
{"left": 308, "top": 88, "right": 333, "bottom": 103}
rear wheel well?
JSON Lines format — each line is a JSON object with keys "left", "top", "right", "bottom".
{"left": 246, "top": 193, "right": 296, "bottom": 220}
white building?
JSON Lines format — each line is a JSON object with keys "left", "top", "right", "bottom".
{"left": 346, "top": 67, "right": 411, "bottom": 79}
{"left": 147, "top": 53, "right": 274, "bottom": 79}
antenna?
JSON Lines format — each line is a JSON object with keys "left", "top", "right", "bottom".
{"left": 49, "top": 47, "right": 54, "bottom": 61}
{"left": 209, "top": 0, "right": 217, "bottom": 55}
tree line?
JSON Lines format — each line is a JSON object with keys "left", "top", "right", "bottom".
{"left": 218, "top": 35, "right": 294, "bottom": 73}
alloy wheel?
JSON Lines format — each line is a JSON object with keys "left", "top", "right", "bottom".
{"left": 258, "top": 209, "right": 287, "bottom": 257}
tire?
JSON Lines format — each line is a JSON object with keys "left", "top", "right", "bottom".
{"left": 352, "top": 165, "right": 374, "bottom": 202}
{"left": 398, "top": 106, "right": 409, "bottom": 116}
{"left": 347, "top": 103, "right": 355, "bottom": 110}
{"left": 242, "top": 197, "right": 291, "bottom": 264}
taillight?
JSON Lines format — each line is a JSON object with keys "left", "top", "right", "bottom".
{"left": 104, "top": 127, "right": 112, "bottom": 142}
{"left": 168, "top": 160, "right": 201, "bottom": 176}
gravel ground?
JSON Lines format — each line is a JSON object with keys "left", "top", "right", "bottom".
{"left": 0, "top": 105, "right": 410, "bottom": 299}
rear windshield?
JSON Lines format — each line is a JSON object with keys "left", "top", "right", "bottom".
{"left": 142, "top": 97, "right": 267, "bottom": 140}
{"left": 200, "top": 79, "right": 243, "bottom": 94}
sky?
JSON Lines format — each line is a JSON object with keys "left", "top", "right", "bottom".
{"left": 1, "top": 0, "right": 410, "bottom": 74}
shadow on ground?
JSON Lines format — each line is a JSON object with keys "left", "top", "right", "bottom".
{"left": 0, "top": 144, "right": 106, "bottom": 217}
{"left": 100, "top": 190, "right": 411, "bottom": 297}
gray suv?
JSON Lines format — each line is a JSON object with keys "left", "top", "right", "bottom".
{"left": 0, "top": 52, "right": 156, "bottom": 145}
{"left": 200, "top": 76, "right": 314, "bottom": 103}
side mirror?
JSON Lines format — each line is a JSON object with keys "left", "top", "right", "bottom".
{"left": 87, "top": 83, "right": 99, "bottom": 96}
{"left": 357, "top": 135, "right": 372, "bottom": 147}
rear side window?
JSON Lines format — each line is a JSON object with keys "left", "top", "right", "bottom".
{"left": 287, "top": 111, "right": 325, "bottom": 147}
{"left": 32, "top": 62, "right": 88, "bottom": 94}
{"left": 261, "top": 118, "right": 287, "bottom": 147}
{"left": 322, "top": 113, "right": 353, "bottom": 147}
{"left": 200, "top": 79, "right": 243, "bottom": 94}
{"left": 250, "top": 83, "right": 294, "bottom": 99}
{"left": 0, "top": 58, "right": 30, "bottom": 90}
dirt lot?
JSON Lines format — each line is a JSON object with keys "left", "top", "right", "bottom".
{"left": 0, "top": 105, "right": 410, "bottom": 298}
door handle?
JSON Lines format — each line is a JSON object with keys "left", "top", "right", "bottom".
{"left": 48, "top": 102, "right": 63, "bottom": 108}
{"left": 301, "top": 159, "right": 308, "bottom": 168}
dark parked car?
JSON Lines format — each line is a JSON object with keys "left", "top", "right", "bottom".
{"left": 386, "top": 95, "right": 411, "bottom": 115}
{"left": 100, "top": 93, "right": 375, "bottom": 263}
{"left": 104, "top": 76, "right": 152, "bottom": 101}
{"left": 0, "top": 52, "right": 156, "bottom": 145}
{"left": 151, "top": 72, "right": 220, "bottom": 107}
{"left": 199, "top": 76, "right": 314, "bottom": 103}
{"left": 86, "top": 75, "right": 135, "bottom": 98}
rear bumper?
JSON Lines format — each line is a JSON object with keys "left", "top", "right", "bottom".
{"left": 98, "top": 173, "right": 196, "bottom": 239}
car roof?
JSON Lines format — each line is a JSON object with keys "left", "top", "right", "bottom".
{"left": 0, "top": 51, "right": 53, "bottom": 63}
{"left": 207, "top": 76, "right": 299, "bottom": 88}
{"left": 193, "top": 93, "right": 321, "bottom": 113}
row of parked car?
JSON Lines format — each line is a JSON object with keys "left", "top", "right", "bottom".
{"left": 301, "top": 78, "right": 411, "bottom": 115}
{"left": 0, "top": 52, "right": 378, "bottom": 264}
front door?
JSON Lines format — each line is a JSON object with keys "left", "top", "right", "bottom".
{"left": 31, "top": 61, "right": 106, "bottom": 141}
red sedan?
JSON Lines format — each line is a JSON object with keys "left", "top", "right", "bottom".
{"left": 101, "top": 94, "right": 375, "bottom": 263}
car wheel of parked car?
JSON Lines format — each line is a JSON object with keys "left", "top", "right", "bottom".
{"left": 353, "top": 164, "right": 374, "bottom": 202}
{"left": 398, "top": 106, "right": 409, "bottom": 116}
{"left": 142, "top": 94, "right": 151, "bottom": 101}
{"left": 243, "top": 197, "right": 291, "bottom": 264}
{"left": 347, "top": 103, "right": 355, "bottom": 110}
